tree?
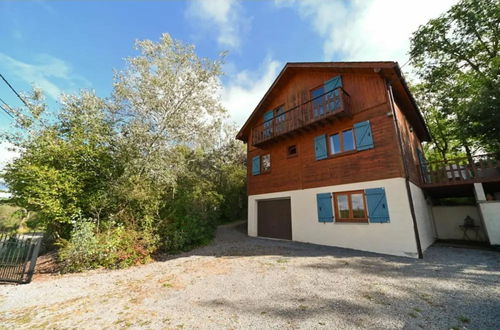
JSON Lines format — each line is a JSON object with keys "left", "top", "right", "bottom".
{"left": 410, "top": 0, "right": 500, "bottom": 157}
{"left": 3, "top": 91, "right": 119, "bottom": 238}
{"left": 2, "top": 34, "right": 247, "bottom": 268}
{"left": 411, "top": 84, "right": 464, "bottom": 162}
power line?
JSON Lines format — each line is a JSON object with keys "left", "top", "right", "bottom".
{"left": 0, "top": 72, "right": 29, "bottom": 108}
{"left": 0, "top": 100, "right": 25, "bottom": 126}
{"left": 0, "top": 96, "right": 17, "bottom": 114}
{"left": 400, "top": 59, "right": 411, "bottom": 69}
{"left": 0, "top": 103, "right": 15, "bottom": 119}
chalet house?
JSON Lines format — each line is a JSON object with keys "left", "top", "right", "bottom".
{"left": 236, "top": 62, "right": 500, "bottom": 258}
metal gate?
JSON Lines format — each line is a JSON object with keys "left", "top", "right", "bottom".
{"left": 0, "top": 232, "right": 43, "bottom": 284}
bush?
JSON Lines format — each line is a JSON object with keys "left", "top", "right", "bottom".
{"left": 58, "top": 220, "right": 158, "bottom": 273}
{"left": 162, "top": 215, "right": 216, "bottom": 252}
{"left": 0, "top": 204, "right": 24, "bottom": 232}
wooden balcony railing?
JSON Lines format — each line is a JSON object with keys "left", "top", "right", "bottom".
{"left": 417, "top": 154, "right": 500, "bottom": 186}
{"left": 251, "top": 87, "right": 351, "bottom": 146}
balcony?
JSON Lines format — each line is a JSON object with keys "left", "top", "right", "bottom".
{"left": 417, "top": 154, "right": 500, "bottom": 188}
{"left": 251, "top": 87, "right": 351, "bottom": 147}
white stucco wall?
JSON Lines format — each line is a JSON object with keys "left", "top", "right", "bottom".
{"left": 409, "top": 182, "right": 436, "bottom": 251}
{"left": 248, "top": 177, "right": 420, "bottom": 258}
{"left": 431, "top": 206, "right": 486, "bottom": 241}
{"left": 479, "top": 202, "right": 500, "bottom": 245}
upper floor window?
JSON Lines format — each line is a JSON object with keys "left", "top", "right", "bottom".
{"left": 275, "top": 105, "right": 285, "bottom": 123}
{"left": 329, "top": 129, "right": 355, "bottom": 155}
{"left": 262, "top": 154, "right": 271, "bottom": 172}
{"left": 287, "top": 145, "right": 297, "bottom": 157}
{"left": 252, "top": 154, "right": 271, "bottom": 175}
{"left": 314, "top": 120, "right": 374, "bottom": 161}
{"left": 311, "top": 86, "right": 325, "bottom": 117}
{"left": 311, "top": 76, "right": 343, "bottom": 119}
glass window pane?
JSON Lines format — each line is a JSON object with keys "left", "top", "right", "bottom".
{"left": 311, "top": 86, "right": 324, "bottom": 100}
{"left": 330, "top": 134, "right": 341, "bottom": 154}
{"left": 343, "top": 129, "right": 355, "bottom": 151}
{"left": 337, "top": 194, "right": 349, "bottom": 218}
{"left": 351, "top": 193, "right": 366, "bottom": 218}
{"left": 262, "top": 154, "right": 271, "bottom": 172}
{"left": 275, "top": 106, "right": 285, "bottom": 123}
{"left": 311, "top": 86, "right": 324, "bottom": 116}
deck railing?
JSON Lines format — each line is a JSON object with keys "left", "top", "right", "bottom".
{"left": 251, "top": 87, "right": 351, "bottom": 146}
{"left": 417, "top": 154, "right": 500, "bottom": 186}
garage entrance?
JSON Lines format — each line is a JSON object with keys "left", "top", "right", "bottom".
{"left": 257, "top": 198, "right": 292, "bottom": 240}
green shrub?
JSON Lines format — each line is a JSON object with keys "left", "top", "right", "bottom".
{"left": 0, "top": 204, "right": 24, "bottom": 232}
{"left": 161, "top": 215, "right": 216, "bottom": 252}
{"left": 57, "top": 221, "right": 100, "bottom": 272}
{"left": 58, "top": 219, "right": 158, "bottom": 273}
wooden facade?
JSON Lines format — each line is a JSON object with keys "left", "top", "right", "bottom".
{"left": 393, "top": 100, "right": 423, "bottom": 185}
{"left": 237, "top": 63, "right": 429, "bottom": 196}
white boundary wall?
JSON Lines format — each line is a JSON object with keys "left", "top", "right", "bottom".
{"left": 409, "top": 182, "right": 436, "bottom": 251}
{"left": 248, "top": 177, "right": 420, "bottom": 258}
{"left": 474, "top": 183, "right": 500, "bottom": 245}
{"left": 431, "top": 206, "right": 486, "bottom": 241}
{"left": 479, "top": 202, "right": 500, "bottom": 245}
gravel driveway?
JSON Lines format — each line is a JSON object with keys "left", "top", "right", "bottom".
{"left": 1, "top": 221, "right": 499, "bottom": 329}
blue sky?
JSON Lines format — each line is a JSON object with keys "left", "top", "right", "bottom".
{"left": 0, "top": 0, "right": 457, "bottom": 163}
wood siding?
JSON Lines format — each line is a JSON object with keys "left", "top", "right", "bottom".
{"left": 245, "top": 70, "right": 408, "bottom": 196}
{"left": 393, "top": 100, "right": 423, "bottom": 185}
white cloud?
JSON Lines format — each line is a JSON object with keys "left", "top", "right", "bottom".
{"left": 0, "top": 142, "right": 19, "bottom": 171}
{"left": 0, "top": 53, "right": 90, "bottom": 100}
{"left": 276, "top": 0, "right": 458, "bottom": 65}
{"left": 221, "top": 57, "right": 282, "bottom": 126}
{"left": 186, "top": 0, "right": 248, "bottom": 49}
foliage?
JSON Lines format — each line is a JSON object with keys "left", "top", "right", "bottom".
{"left": 410, "top": 84, "right": 465, "bottom": 162}
{"left": 58, "top": 219, "right": 158, "bottom": 272}
{"left": 0, "top": 204, "right": 23, "bottom": 232}
{"left": 410, "top": 0, "right": 500, "bottom": 158}
{"left": 1, "top": 33, "right": 247, "bottom": 271}
{"left": 3, "top": 92, "right": 120, "bottom": 239}
{"left": 159, "top": 140, "right": 247, "bottom": 251}
{"left": 0, "top": 202, "right": 38, "bottom": 233}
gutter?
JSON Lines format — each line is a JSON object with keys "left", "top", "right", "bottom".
{"left": 386, "top": 80, "right": 424, "bottom": 259}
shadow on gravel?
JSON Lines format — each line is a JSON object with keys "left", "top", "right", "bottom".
{"left": 198, "top": 296, "right": 375, "bottom": 325}
{"left": 186, "top": 222, "right": 500, "bottom": 329}
{"left": 156, "top": 221, "right": 500, "bottom": 283}
{"left": 196, "top": 282, "right": 500, "bottom": 329}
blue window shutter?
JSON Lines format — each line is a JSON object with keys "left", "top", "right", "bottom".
{"left": 252, "top": 156, "right": 260, "bottom": 176}
{"left": 314, "top": 135, "right": 328, "bottom": 160}
{"left": 316, "top": 193, "right": 334, "bottom": 222}
{"left": 263, "top": 110, "right": 274, "bottom": 122}
{"left": 324, "top": 76, "right": 343, "bottom": 112}
{"left": 365, "top": 188, "right": 390, "bottom": 223}
{"left": 324, "top": 75, "right": 343, "bottom": 92}
{"left": 354, "top": 120, "right": 374, "bottom": 150}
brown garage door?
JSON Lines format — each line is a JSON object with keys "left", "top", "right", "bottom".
{"left": 257, "top": 199, "right": 292, "bottom": 240}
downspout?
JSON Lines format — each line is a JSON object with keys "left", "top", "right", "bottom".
{"left": 386, "top": 80, "right": 423, "bottom": 259}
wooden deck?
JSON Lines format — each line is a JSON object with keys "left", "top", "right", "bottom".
{"left": 251, "top": 87, "right": 351, "bottom": 147}
{"left": 417, "top": 154, "right": 500, "bottom": 190}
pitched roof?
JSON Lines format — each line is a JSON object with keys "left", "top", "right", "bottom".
{"left": 235, "top": 61, "right": 431, "bottom": 142}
